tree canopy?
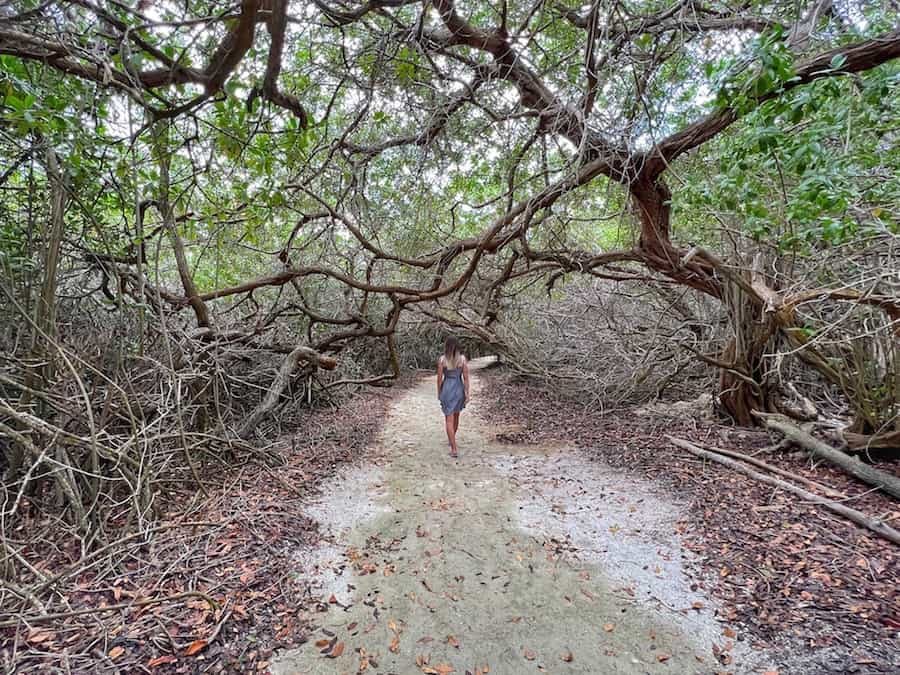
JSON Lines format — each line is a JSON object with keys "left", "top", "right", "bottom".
{"left": 2, "top": 0, "right": 899, "bottom": 525}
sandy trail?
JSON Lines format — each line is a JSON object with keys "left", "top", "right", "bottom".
{"left": 271, "top": 361, "right": 772, "bottom": 675}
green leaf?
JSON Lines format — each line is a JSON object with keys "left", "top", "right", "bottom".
{"left": 829, "top": 54, "right": 847, "bottom": 70}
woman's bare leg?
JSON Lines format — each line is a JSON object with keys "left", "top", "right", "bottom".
{"left": 445, "top": 415, "right": 458, "bottom": 456}
{"left": 453, "top": 412, "right": 460, "bottom": 433}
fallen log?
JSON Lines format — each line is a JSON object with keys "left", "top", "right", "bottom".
{"left": 667, "top": 436, "right": 900, "bottom": 547}
{"left": 694, "top": 441, "right": 846, "bottom": 499}
{"left": 843, "top": 428, "right": 900, "bottom": 452}
{"left": 758, "top": 414, "right": 900, "bottom": 500}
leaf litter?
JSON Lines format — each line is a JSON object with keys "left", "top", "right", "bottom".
{"left": 479, "top": 368, "right": 900, "bottom": 673}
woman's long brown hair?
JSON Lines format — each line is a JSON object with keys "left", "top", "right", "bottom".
{"left": 443, "top": 336, "right": 460, "bottom": 369}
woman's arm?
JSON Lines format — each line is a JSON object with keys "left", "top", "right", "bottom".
{"left": 462, "top": 357, "right": 470, "bottom": 403}
{"left": 436, "top": 358, "right": 443, "bottom": 398}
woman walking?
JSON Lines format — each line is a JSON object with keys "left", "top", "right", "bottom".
{"left": 437, "top": 336, "right": 470, "bottom": 458}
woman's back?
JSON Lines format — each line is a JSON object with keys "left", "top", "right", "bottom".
{"left": 440, "top": 355, "right": 465, "bottom": 374}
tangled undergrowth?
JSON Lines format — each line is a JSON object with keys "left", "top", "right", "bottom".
{"left": 1, "top": 324, "right": 416, "bottom": 673}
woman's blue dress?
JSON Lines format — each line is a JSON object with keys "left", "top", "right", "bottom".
{"left": 439, "top": 364, "right": 466, "bottom": 416}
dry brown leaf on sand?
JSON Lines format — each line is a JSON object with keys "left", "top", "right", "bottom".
{"left": 523, "top": 649, "right": 536, "bottom": 661}
{"left": 447, "top": 635, "right": 460, "bottom": 648}
{"left": 422, "top": 664, "right": 455, "bottom": 675}
{"left": 326, "top": 642, "right": 345, "bottom": 658}
{"left": 561, "top": 650, "right": 573, "bottom": 662}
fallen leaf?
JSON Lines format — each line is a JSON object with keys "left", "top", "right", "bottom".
{"left": 147, "top": 655, "right": 177, "bottom": 668}
{"left": 109, "top": 646, "right": 125, "bottom": 659}
{"left": 723, "top": 627, "right": 737, "bottom": 639}
{"left": 416, "top": 653, "right": 429, "bottom": 667}
{"left": 447, "top": 635, "right": 459, "bottom": 648}
{"left": 327, "top": 642, "right": 345, "bottom": 658}
{"left": 26, "top": 630, "right": 53, "bottom": 644}
{"left": 315, "top": 639, "right": 330, "bottom": 648}
{"left": 523, "top": 649, "right": 536, "bottom": 661}
{"left": 603, "top": 623, "right": 615, "bottom": 632}
{"left": 184, "top": 640, "right": 208, "bottom": 656}
{"left": 692, "top": 601, "right": 705, "bottom": 609}
{"left": 389, "top": 635, "right": 400, "bottom": 653}
{"left": 422, "top": 665, "right": 454, "bottom": 675}
{"left": 561, "top": 650, "right": 573, "bottom": 662}
{"left": 656, "top": 653, "right": 670, "bottom": 662}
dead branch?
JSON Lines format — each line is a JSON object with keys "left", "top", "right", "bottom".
{"left": 237, "top": 346, "right": 337, "bottom": 439}
{"left": 0, "top": 591, "right": 219, "bottom": 629}
{"left": 690, "top": 440, "right": 847, "bottom": 499}
{"left": 667, "top": 436, "right": 900, "bottom": 546}
{"left": 758, "top": 414, "right": 900, "bottom": 500}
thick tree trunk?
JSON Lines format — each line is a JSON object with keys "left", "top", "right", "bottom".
{"left": 717, "top": 274, "right": 781, "bottom": 424}
{"left": 630, "top": 177, "right": 778, "bottom": 424}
